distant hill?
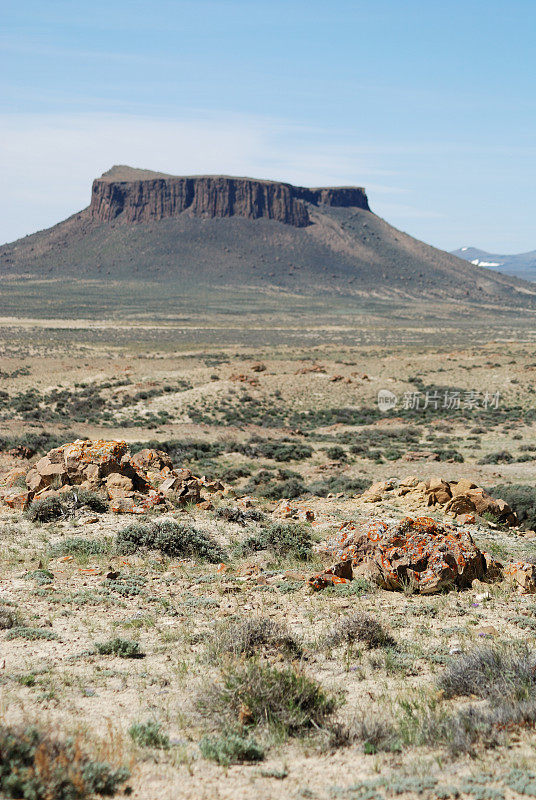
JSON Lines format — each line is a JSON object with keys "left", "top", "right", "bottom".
{"left": 1, "top": 166, "right": 536, "bottom": 308}
{"left": 452, "top": 246, "right": 536, "bottom": 283}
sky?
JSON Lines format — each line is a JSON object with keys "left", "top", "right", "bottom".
{"left": 1, "top": 0, "right": 535, "bottom": 252}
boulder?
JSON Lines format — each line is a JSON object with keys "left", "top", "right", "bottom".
{"left": 310, "top": 516, "right": 487, "bottom": 594}
{"left": 130, "top": 448, "right": 173, "bottom": 473}
{"left": 494, "top": 498, "right": 518, "bottom": 526}
{"left": 399, "top": 476, "right": 419, "bottom": 488}
{"left": 425, "top": 478, "right": 452, "bottom": 505}
{"left": 309, "top": 558, "right": 353, "bottom": 590}
{"left": 365, "top": 481, "right": 388, "bottom": 496}
{"left": 105, "top": 472, "right": 134, "bottom": 498}
{"left": 504, "top": 562, "right": 536, "bottom": 594}
{"left": 159, "top": 476, "right": 183, "bottom": 493}
{"left": 445, "top": 495, "right": 477, "bottom": 516}
{"left": 176, "top": 480, "right": 202, "bottom": 505}
{"left": 357, "top": 474, "right": 517, "bottom": 527}
{"left": 3, "top": 489, "right": 30, "bottom": 510}
{"left": 451, "top": 479, "right": 478, "bottom": 497}
{"left": 465, "top": 488, "right": 495, "bottom": 515}
{"left": 482, "top": 552, "right": 503, "bottom": 581}
{"left": 202, "top": 479, "right": 224, "bottom": 493}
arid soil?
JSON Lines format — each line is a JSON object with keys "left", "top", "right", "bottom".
{"left": 1, "top": 314, "right": 536, "bottom": 799}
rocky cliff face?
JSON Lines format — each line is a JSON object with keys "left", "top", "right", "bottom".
{"left": 89, "top": 172, "right": 370, "bottom": 227}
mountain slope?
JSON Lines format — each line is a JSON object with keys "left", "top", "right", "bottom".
{"left": 452, "top": 246, "right": 536, "bottom": 283}
{"left": 1, "top": 167, "right": 535, "bottom": 307}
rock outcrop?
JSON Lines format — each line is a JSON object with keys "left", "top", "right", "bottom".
{"left": 360, "top": 476, "right": 518, "bottom": 526}
{"left": 2, "top": 439, "right": 226, "bottom": 513}
{"left": 310, "top": 516, "right": 489, "bottom": 594}
{"left": 89, "top": 169, "right": 370, "bottom": 227}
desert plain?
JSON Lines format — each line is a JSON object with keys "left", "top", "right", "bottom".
{"left": 1, "top": 298, "right": 536, "bottom": 800}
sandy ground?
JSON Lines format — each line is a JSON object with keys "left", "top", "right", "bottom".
{"left": 0, "top": 316, "right": 536, "bottom": 798}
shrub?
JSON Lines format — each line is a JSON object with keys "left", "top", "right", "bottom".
{"left": 25, "top": 496, "right": 64, "bottom": 523}
{"left": 438, "top": 646, "right": 536, "bottom": 702}
{"left": 307, "top": 476, "right": 369, "bottom": 497}
{"left": 114, "top": 522, "right": 151, "bottom": 551}
{"left": 479, "top": 450, "right": 514, "bottom": 465}
{"left": 0, "top": 606, "right": 17, "bottom": 629}
{"left": 322, "top": 578, "right": 371, "bottom": 598}
{"left": 326, "top": 446, "right": 347, "bottom": 461}
{"left": 130, "top": 438, "right": 220, "bottom": 464}
{"left": 434, "top": 448, "right": 464, "bottom": 463}
{"left": 63, "top": 488, "right": 109, "bottom": 514}
{"left": 0, "top": 724, "right": 128, "bottom": 799}
{"left": 238, "top": 522, "right": 313, "bottom": 560}
{"left": 0, "top": 430, "right": 80, "bottom": 456}
{"left": 26, "top": 491, "right": 108, "bottom": 524}
{"left": 49, "top": 538, "right": 110, "bottom": 558}
{"left": 358, "top": 694, "right": 536, "bottom": 756}
{"left": 215, "top": 505, "right": 265, "bottom": 525}
{"left": 253, "top": 441, "right": 313, "bottom": 462}
{"left": 198, "top": 661, "right": 337, "bottom": 734}
{"left": 244, "top": 468, "right": 306, "bottom": 500}
{"left": 235, "top": 438, "right": 312, "bottom": 462}
{"left": 487, "top": 484, "right": 536, "bottom": 530}
{"left": 24, "top": 569, "right": 54, "bottom": 585}
{"left": 220, "top": 466, "right": 252, "bottom": 483}
{"left": 208, "top": 617, "right": 302, "bottom": 661}
{"left": 95, "top": 638, "right": 145, "bottom": 658}
{"left": 323, "top": 613, "right": 396, "bottom": 650}
{"left": 115, "top": 519, "right": 225, "bottom": 563}
{"left": 6, "top": 627, "right": 57, "bottom": 641}
{"left": 103, "top": 574, "right": 146, "bottom": 597}
{"left": 199, "top": 732, "right": 264, "bottom": 765}
{"left": 263, "top": 477, "right": 306, "bottom": 499}
{"left": 128, "top": 720, "right": 169, "bottom": 749}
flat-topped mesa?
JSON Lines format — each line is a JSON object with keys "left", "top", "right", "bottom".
{"left": 89, "top": 170, "right": 370, "bottom": 227}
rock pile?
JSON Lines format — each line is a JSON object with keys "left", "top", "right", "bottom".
{"left": 309, "top": 516, "right": 495, "bottom": 594}
{"left": 361, "top": 476, "right": 517, "bottom": 526}
{"left": 2, "top": 440, "right": 224, "bottom": 513}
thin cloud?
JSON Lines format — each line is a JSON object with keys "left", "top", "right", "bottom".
{"left": 0, "top": 111, "right": 408, "bottom": 243}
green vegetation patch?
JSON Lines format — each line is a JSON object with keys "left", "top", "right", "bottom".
{"left": 0, "top": 724, "right": 128, "bottom": 799}
{"left": 128, "top": 720, "right": 169, "bottom": 749}
{"left": 208, "top": 616, "right": 302, "bottom": 661}
{"left": 115, "top": 519, "right": 225, "bottom": 562}
{"left": 199, "top": 732, "right": 265, "bottom": 765}
{"left": 95, "top": 637, "right": 145, "bottom": 658}
{"left": 238, "top": 521, "right": 313, "bottom": 560}
{"left": 198, "top": 661, "right": 337, "bottom": 735}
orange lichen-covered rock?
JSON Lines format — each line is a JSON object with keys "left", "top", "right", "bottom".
{"left": 310, "top": 516, "right": 487, "bottom": 594}
{"left": 129, "top": 448, "right": 173, "bottom": 474}
{"left": 3, "top": 489, "right": 30, "bottom": 510}
{"left": 11, "top": 439, "right": 212, "bottom": 513}
{"left": 309, "top": 558, "right": 353, "bottom": 591}
{"left": 26, "top": 440, "right": 135, "bottom": 496}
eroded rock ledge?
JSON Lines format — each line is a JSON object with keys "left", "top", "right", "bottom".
{"left": 89, "top": 170, "right": 370, "bottom": 227}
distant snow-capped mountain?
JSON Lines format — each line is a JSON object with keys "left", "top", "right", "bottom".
{"left": 452, "top": 246, "right": 536, "bottom": 282}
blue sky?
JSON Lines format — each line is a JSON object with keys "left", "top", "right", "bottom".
{"left": 1, "top": 0, "right": 535, "bottom": 251}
